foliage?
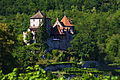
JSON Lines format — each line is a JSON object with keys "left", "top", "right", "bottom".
{"left": 1, "top": 66, "right": 120, "bottom": 80}
{"left": 36, "top": 20, "right": 49, "bottom": 52}
{"left": 105, "top": 34, "right": 120, "bottom": 63}
{"left": 0, "top": 23, "right": 16, "bottom": 73}
{"left": 63, "top": 67, "right": 104, "bottom": 74}
{"left": 12, "top": 43, "right": 40, "bottom": 68}
{"left": 71, "top": 73, "right": 119, "bottom": 80}
{"left": 0, "top": 0, "right": 120, "bottom": 16}
{"left": 0, "top": 65, "right": 66, "bottom": 80}
{"left": 25, "top": 32, "right": 34, "bottom": 44}
{"left": 0, "top": 0, "right": 120, "bottom": 79}
{"left": 67, "top": 9, "right": 120, "bottom": 63}
{"left": 68, "top": 32, "right": 98, "bottom": 61}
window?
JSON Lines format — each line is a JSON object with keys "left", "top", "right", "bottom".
{"left": 33, "top": 19, "right": 35, "bottom": 21}
{"left": 39, "top": 19, "right": 42, "bottom": 22}
{"left": 61, "top": 29, "right": 63, "bottom": 32}
{"left": 64, "top": 29, "right": 67, "bottom": 31}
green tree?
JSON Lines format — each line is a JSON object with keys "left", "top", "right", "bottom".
{"left": 105, "top": 34, "right": 120, "bottom": 63}
{"left": 36, "top": 20, "right": 49, "bottom": 52}
{"left": 12, "top": 43, "right": 40, "bottom": 68}
{"left": 69, "top": 32, "right": 98, "bottom": 61}
{"left": 0, "top": 23, "right": 16, "bottom": 73}
{"left": 25, "top": 32, "right": 33, "bottom": 44}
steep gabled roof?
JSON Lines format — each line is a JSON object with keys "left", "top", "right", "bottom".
{"left": 61, "top": 16, "right": 73, "bottom": 26}
{"left": 30, "top": 11, "right": 45, "bottom": 19}
{"left": 51, "top": 18, "right": 65, "bottom": 35}
{"left": 53, "top": 18, "right": 64, "bottom": 28}
{"left": 51, "top": 25, "right": 64, "bottom": 35}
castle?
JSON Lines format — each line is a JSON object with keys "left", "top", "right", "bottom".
{"left": 23, "top": 11, "right": 74, "bottom": 50}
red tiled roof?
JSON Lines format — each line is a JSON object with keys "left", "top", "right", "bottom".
{"left": 61, "top": 16, "right": 73, "bottom": 26}
{"left": 52, "top": 16, "right": 74, "bottom": 35}
{"left": 30, "top": 11, "right": 45, "bottom": 19}
{"left": 51, "top": 25, "right": 64, "bottom": 35}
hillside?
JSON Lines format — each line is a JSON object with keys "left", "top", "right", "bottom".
{"left": 0, "top": 0, "right": 120, "bottom": 79}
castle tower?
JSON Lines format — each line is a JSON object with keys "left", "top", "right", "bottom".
{"left": 23, "top": 11, "right": 51, "bottom": 45}
{"left": 29, "top": 11, "right": 51, "bottom": 33}
{"left": 30, "top": 11, "right": 45, "bottom": 31}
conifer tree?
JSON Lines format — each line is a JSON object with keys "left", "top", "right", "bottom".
{"left": 36, "top": 19, "right": 48, "bottom": 52}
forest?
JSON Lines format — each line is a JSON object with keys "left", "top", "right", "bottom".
{"left": 0, "top": 0, "right": 120, "bottom": 80}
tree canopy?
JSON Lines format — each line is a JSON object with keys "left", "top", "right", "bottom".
{"left": 0, "top": 0, "right": 120, "bottom": 79}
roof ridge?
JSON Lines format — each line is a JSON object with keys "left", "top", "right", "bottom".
{"left": 53, "top": 18, "right": 63, "bottom": 28}
{"left": 30, "top": 11, "right": 45, "bottom": 19}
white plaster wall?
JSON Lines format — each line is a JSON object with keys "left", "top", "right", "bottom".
{"left": 30, "top": 19, "right": 42, "bottom": 28}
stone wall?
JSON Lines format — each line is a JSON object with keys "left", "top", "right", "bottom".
{"left": 46, "top": 32, "right": 73, "bottom": 51}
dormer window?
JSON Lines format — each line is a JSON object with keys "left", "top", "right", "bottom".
{"left": 64, "top": 29, "right": 67, "bottom": 31}
{"left": 61, "top": 29, "right": 63, "bottom": 33}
